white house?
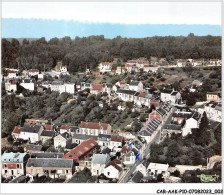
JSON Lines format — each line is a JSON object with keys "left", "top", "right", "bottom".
{"left": 28, "top": 69, "right": 39, "bottom": 77}
{"left": 103, "top": 159, "right": 122, "bottom": 179}
{"left": 1, "top": 153, "right": 29, "bottom": 178}
{"left": 102, "top": 83, "right": 113, "bottom": 95}
{"left": 160, "top": 89, "right": 181, "bottom": 105}
{"left": 79, "top": 122, "right": 111, "bottom": 136}
{"left": 7, "top": 71, "right": 17, "bottom": 79}
{"left": 98, "top": 62, "right": 112, "bottom": 73}
{"left": 20, "top": 79, "right": 35, "bottom": 91}
{"left": 54, "top": 132, "right": 72, "bottom": 149}
{"left": 50, "top": 81, "right": 65, "bottom": 94}
{"left": 116, "top": 89, "right": 138, "bottom": 102}
{"left": 60, "top": 66, "right": 68, "bottom": 73}
{"left": 182, "top": 111, "right": 201, "bottom": 136}
{"left": 177, "top": 60, "right": 185, "bottom": 67}
{"left": 60, "top": 125, "right": 70, "bottom": 134}
{"left": 128, "top": 81, "right": 143, "bottom": 92}
{"left": 64, "top": 83, "right": 75, "bottom": 94}
{"left": 91, "top": 154, "right": 110, "bottom": 176}
{"left": 109, "top": 135, "right": 124, "bottom": 149}
{"left": 19, "top": 124, "right": 44, "bottom": 143}
{"left": 123, "top": 150, "right": 136, "bottom": 165}
{"left": 98, "top": 134, "right": 111, "bottom": 147}
{"left": 147, "top": 163, "right": 170, "bottom": 178}
{"left": 5, "top": 81, "right": 17, "bottom": 92}
{"left": 11, "top": 126, "right": 22, "bottom": 140}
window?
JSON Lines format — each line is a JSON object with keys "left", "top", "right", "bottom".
{"left": 31, "top": 169, "right": 33, "bottom": 173}
{"left": 66, "top": 170, "right": 69, "bottom": 174}
{"left": 107, "top": 172, "right": 110, "bottom": 176}
{"left": 97, "top": 170, "right": 99, "bottom": 174}
{"left": 4, "top": 164, "right": 7, "bottom": 168}
{"left": 86, "top": 162, "right": 88, "bottom": 166}
{"left": 17, "top": 164, "right": 19, "bottom": 169}
{"left": 5, "top": 170, "right": 7, "bottom": 174}
{"left": 37, "top": 169, "right": 40, "bottom": 173}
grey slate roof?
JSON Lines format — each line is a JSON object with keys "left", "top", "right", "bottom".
{"left": 26, "top": 144, "right": 43, "bottom": 151}
{"left": 172, "top": 112, "right": 192, "bottom": 118}
{"left": 116, "top": 89, "right": 138, "bottom": 95}
{"left": 132, "top": 171, "right": 143, "bottom": 183}
{"left": 171, "top": 91, "right": 178, "bottom": 96}
{"left": 139, "top": 118, "right": 161, "bottom": 137}
{"left": 103, "top": 83, "right": 113, "bottom": 88}
{"left": 98, "top": 134, "right": 111, "bottom": 141}
{"left": 21, "top": 124, "right": 42, "bottom": 134}
{"left": 92, "top": 154, "right": 110, "bottom": 164}
{"left": 72, "top": 133, "right": 97, "bottom": 141}
{"left": 164, "top": 124, "right": 182, "bottom": 131}
{"left": 102, "top": 147, "right": 111, "bottom": 154}
{"left": 41, "top": 130, "right": 55, "bottom": 137}
{"left": 69, "top": 126, "right": 79, "bottom": 133}
{"left": 30, "top": 153, "right": 64, "bottom": 159}
{"left": 130, "top": 81, "right": 140, "bottom": 86}
{"left": 26, "top": 158, "right": 73, "bottom": 168}
{"left": 60, "top": 132, "right": 72, "bottom": 140}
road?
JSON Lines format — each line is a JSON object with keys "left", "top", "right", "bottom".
{"left": 120, "top": 108, "right": 175, "bottom": 183}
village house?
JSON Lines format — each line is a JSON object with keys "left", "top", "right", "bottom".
{"left": 64, "top": 82, "right": 76, "bottom": 94}
{"left": 147, "top": 163, "right": 170, "bottom": 178}
{"left": 1, "top": 153, "right": 30, "bottom": 178}
{"left": 128, "top": 81, "right": 143, "bottom": 92}
{"left": 102, "top": 83, "right": 113, "bottom": 95}
{"left": 69, "top": 126, "right": 79, "bottom": 136}
{"left": 26, "top": 144, "right": 43, "bottom": 153}
{"left": 40, "top": 130, "right": 55, "bottom": 144}
{"left": 60, "top": 125, "right": 70, "bottom": 134}
{"left": 176, "top": 60, "right": 185, "bottom": 67}
{"left": 79, "top": 122, "right": 111, "bottom": 136}
{"left": 7, "top": 71, "right": 17, "bottom": 79}
{"left": 11, "top": 126, "right": 22, "bottom": 140}
{"left": 163, "top": 124, "right": 182, "bottom": 137}
{"left": 206, "top": 92, "right": 221, "bottom": 103}
{"left": 20, "top": 79, "right": 36, "bottom": 91}
{"left": 91, "top": 154, "right": 110, "bottom": 176}
{"left": 148, "top": 65, "right": 159, "bottom": 73}
{"left": 72, "top": 133, "right": 97, "bottom": 145}
{"left": 80, "top": 82, "right": 92, "bottom": 91}
{"left": 198, "top": 101, "right": 222, "bottom": 122}
{"left": 60, "top": 66, "right": 68, "bottom": 73}
{"left": 103, "top": 159, "right": 123, "bottom": 179}
{"left": 116, "top": 66, "right": 126, "bottom": 75}
{"left": 28, "top": 69, "right": 39, "bottom": 77}
{"left": 122, "top": 148, "right": 138, "bottom": 165}
{"left": 50, "top": 81, "right": 65, "bottom": 94}
{"left": 91, "top": 84, "right": 103, "bottom": 95}
{"left": 116, "top": 89, "right": 138, "bottom": 102}
{"left": 182, "top": 111, "right": 202, "bottom": 136}
{"left": 54, "top": 132, "right": 72, "bottom": 149}
{"left": 26, "top": 158, "right": 73, "bottom": 179}
{"left": 109, "top": 135, "right": 124, "bottom": 149}
{"left": 63, "top": 139, "right": 98, "bottom": 171}
{"left": 160, "top": 89, "right": 181, "bottom": 105}
{"left": 135, "top": 160, "right": 149, "bottom": 177}
{"left": 98, "top": 62, "right": 112, "bottom": 73}
{"left": 25, "top": 119, "right": 48, "bottom": 125}
{"left": 98, "top": 134, "right": 111, "bottom": 147}
{"left": 172, "top": 106, "right": 193, "bottom": 125}
{"left": 5, "top": 80, "right": 17, "bottom": 92}
{"left": 19, "top": 123, "right": 44, "bottom": 143}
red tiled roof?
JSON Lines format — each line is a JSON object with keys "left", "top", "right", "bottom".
{"left": 61, "top": 125, "right": 70, "bottom": 130}
{"left": 63, "top": 139, "right": 98, "bottom": 162}
{"left": 121, "top": 145, "right": 131, "bottom": 154}
{"left": 92, "top": 84, "right": 103, "bottom": 91}
{"left": 11, "top": 81, "right": 17, "bottom": 85}
{"left": 101, "top": 62, "right": 110, "bottom": 65}
{"left": 153, "top": 65, "right": 158, "bottom": 67}
{"left": 29, "top": 69, "right": 39, "bottom": 72}
{"left": 106, "top": 159, "right": 122, "bottom": 172}
{"left": 12, "top": 126, "right": 22, "bottom": 135}
{"left": 80, "top": 122, "right": 109, "bottom": 130}
{"left": 111, "top": 135, "right": 124, "bottom": 142}
{"left": 44, "top": 125, "right": 52, "bottom": 130}
{"left": 125, "top": 65, "right": 132, "bottom": 68}
{"left": 138, "top": 93, "right": 146, "bottom": 98}
{"left": 8, "top": 71, "right": 16, "bottom": 74}
{"left": 120, "top": 81, "right": 126, "bottom": 84}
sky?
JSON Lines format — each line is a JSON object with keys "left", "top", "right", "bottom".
{"left": 1, "top": 2, "right": 222, "bottom": 39}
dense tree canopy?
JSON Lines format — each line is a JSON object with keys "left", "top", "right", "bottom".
{"left": 2, "top": 35, "right": 221, "bottom": 74}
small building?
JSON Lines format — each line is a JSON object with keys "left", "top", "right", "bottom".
{"left": 1, "top": 153, "right": 29, "bottom": 178}
{"left": 54, "top": 132, "right": 72, "bottom": 149}
{"left": 7, "top": 71, "right": 17, "bottom": 79}
{"left": 40, "top": 130, "right": 55, "bottom": 144}
{"left": 26, "top": 158, "right": 73, "bottom": 179}
{"left": 60, "top": 125, "right": 70, "bottom": 134}
{"left": 91, "top": 84, "right": 103, "bottom": 95}
{"left": 19, "top": 123, "right": 44, "bottom": 143}
{"left": 26, "top": 144, "right": 43, "bottom": 153}
{"left": 91, "top": 154, "right": 110, "bottom": 176}
{"left": 103, "top": 159, "right": 122, "bottom": 179}
{"left": 79, "top": 122, "right": 111, "bottom": 136}
{"left": 109, "top": 135, "right": 124, "bottom": 149}
{"left": 5, "top": 81, "right": 17, "bottom": 92}
{"left": 72, "top": 133, "right": 97, "bottom": 145}
{"left": 11, "top": 126, "right": 22, "bottom": 140}
{"left": 128, "top": 81, "right": 143, "bottom": 92}
{"left": 28, "top": 69, "right": 39, "bottom": 77}
{"left": 98, "top": 134, "right": 111, "bottom": 147}
{"left": 206, "top": 92, "right": 221, "bottom": 103}
{"left": 20, "top": 79, "right": 35, "bottom": 91}
{"left": 63, "top": 139, "right": 98, "bottom": 163}
{"left": 98, "top": 62, "right": 112, "bottom": 73}
{"left": 147, "top": 163, "right": 170, "bottom": 178}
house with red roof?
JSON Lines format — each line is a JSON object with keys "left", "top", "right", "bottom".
{"left": 91, "top": 84, "right": 103, "bottom": 95}
{"left": 103, "top": 159, "right": 123, "bottom": 179}
{"left": 11, "top": 126, "right": 22, "bottom": 140}
{"left": 28, "top": 69, "right": 39, "bottom": 77}
{"left": 60, "top": 125, "right": 70, "bottom": 134}
{"left": 109, "top": 135, "right": 124, "bottom": 148}
{"left": 98, "top": 62, "right": 112, "bottom": 73}
{"left": 7, "top": 71, "right": 17, "bottom": 79}
{"left": 63, "top": 138, "right": 98, "bottom": 163}
{"left": 5, "top": 80, "right": 17, "bottom": 92}
{"left": 79, "top": 122, "right": 111, "bottom": 136}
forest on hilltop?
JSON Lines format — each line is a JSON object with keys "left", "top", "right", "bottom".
{"left": 2, "top": 34, "right": 221, "bottom": 74}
